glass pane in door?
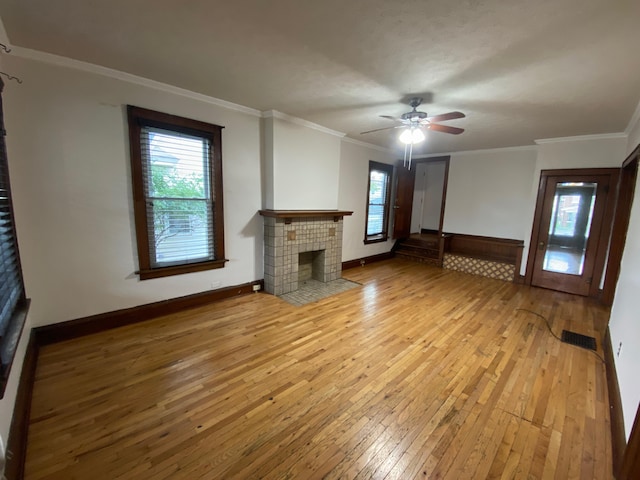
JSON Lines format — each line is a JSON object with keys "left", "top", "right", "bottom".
{"left": 542, "top": 182, "right": 597, "bottom": 275}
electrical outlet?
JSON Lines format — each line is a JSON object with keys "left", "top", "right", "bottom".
{"left": 617, "top": 342, "right": 623, "bottom": 357}
{"left": 252, "top": 284, "right": 261, "bottom": 292}
{"left": 360, "top": 259, "right": 365, "bottom": 266}
{"left": 210, "top": 280, "right": 221, "bottom": 289}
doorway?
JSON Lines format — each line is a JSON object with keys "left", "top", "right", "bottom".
{"left": 392, "top": 156, "right": 450, "bottom": 240}
{"left": 526, "top": 168, "right": 619, "bottom": 296}
{"left": 410, "top": 160, "right": 448, "bottom": 234}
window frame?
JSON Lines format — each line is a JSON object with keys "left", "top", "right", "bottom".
{"left": 127, "top": 106, "right": 226, "bottom": 280}
{"left": 364, "top": 160, "right": 394, "bottom": 244}
{"left": 0, "top": 78, "right": 30, "bottom": 398}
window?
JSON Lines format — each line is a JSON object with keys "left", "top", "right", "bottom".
{"left": 0, "top": 78, "right": 29, "bottom": 398}
{"left": 128, "top": 106, "right": 226, "bottom": 280}
{"left": 364, "top": 161, "right": 393, "bottom": 244}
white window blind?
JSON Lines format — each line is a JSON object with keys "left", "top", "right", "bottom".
{"left": 140, "top": 127, "right": 215, "bottom": 268}
{"left": 0, "top": 78, "right": 27, "bottom": 395}
{"left": 367, "top": 168, "right": 390, "bottom": 236}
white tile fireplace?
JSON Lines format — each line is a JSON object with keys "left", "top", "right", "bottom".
{"left": 259, "top": 210, "right": 353, "bottom": 295}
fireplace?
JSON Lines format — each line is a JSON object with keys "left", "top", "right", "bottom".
{"left": 259, "top": 210, "right": 353, "bottom": 295}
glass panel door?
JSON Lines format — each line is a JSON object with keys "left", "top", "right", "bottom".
{"left": 530, "top": 172, "right": 612, "bottom": 297}
{"left": 542, "top": 182, "right": 596, "bottom": 275}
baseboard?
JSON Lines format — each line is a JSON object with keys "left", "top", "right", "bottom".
{"left": 34, "top": 280, "right": 264, "bottom": 346}
{"left": 620, "top": 402, "right": 640, "bottom": 480}
{"left": 5, "top": 331, "right": 38, "bottom": 480}
{"left": 604, "top": 327, "right": 626, "bottom": 477}
{"left": 342, "top": 252, "right": 393, "bottom": 270}
{"left": 3, "top": 280, "right": 263, "bottom": 479}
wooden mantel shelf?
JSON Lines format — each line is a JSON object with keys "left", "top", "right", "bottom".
{"left": 259, "top": 209, "right": 353, "bottom": 223}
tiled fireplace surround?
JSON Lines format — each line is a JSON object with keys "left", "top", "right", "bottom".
{"left": 260, "top": 210, "right": 352, "bottom": 295}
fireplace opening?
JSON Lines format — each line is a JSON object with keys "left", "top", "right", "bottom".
{"left": 298, "top": 250, "right": 326, "bottom": 283}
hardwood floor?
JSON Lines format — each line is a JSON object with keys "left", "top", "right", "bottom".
{"left": 24, "top": 260, "right": 613, "bottom": 479}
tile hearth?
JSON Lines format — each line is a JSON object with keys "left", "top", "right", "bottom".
{"left": 278, "top": 278, "right": 361, "bottom": 306}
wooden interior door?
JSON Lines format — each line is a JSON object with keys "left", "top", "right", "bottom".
{"left": 529, "top": 171, "right": 614, "bottom": 296}
{"left": 392, "top": 161, "right": 416, "bottom": 239}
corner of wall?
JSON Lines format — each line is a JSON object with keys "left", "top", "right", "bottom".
{"left": 261, "top": 116, "right": 274, "bottom": 209}
{"left": 625, "top": 100, "right": 640, "bottom": 155}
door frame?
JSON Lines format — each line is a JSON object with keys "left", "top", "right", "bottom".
{"left": 524, "top": 167, "right": 619, "bottom": 298}
{"left": 392, "top": 160, "right": 417, "bottom": 239}
{"left": 602, "top": 145, "right": 639, "bottom": 305}
{"left": 393, "top": 155, "right": 450, "bottom": 237}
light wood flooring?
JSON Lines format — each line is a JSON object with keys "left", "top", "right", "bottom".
{"left": 25, "top": 260, "right": 613, "bottom": 479}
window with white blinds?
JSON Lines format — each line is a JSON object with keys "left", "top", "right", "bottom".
{"left": 0, "top": 78, "right": 28, "bottom": 397}
{"left": 364, "top": 161, "right": 393, "bottom": 244}
{"left": 128, "top": 106, "right": 226, "bottom": 280}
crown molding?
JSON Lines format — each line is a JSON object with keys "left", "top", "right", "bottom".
{"left": 413, "top": 144, "right": 538, "bottom": 159}
{"left": 261, "top": 110, "right": 345, "bottom": 138}
{"left": 624, "top": 99, "right": 640, "bottom": 136}
{"left": 535, "top": 132, "right": 627, "bottom": 145}
{"left": 341, "top": 136, "right": 393, "bottom": 153}
{"left": 9, "top": 46, "right": 263, "bottom": 117}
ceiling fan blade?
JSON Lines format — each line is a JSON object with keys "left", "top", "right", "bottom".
{"left": 425, "top": 111, "right": 466, "bottom": 122}
{"left": 379, "top": 115, "right": 401, "bottom": 121}
{"left": 428, "top": 123, "right": 465, "bottom": 135}
{"left": 360, "top": 125, "right": 402, "bottom": 135}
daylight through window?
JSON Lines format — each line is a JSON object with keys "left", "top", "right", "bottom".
{"left": 364, "top": 161, "right": 393, "bottom": 244}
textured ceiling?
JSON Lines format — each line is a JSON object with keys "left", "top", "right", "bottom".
{"left": 1, "top": 0, "right": 639, "bottom": 154}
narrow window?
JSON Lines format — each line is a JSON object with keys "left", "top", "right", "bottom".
{"left": 0, "top": 78, "right": 29, "bottom": 397}
{"left": 364, "top": 161, "right": 393, "bottom": 244}
{"left": 128, "top": 106, "right": 226, "bottom": 280}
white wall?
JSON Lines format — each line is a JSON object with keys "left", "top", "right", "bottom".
{"left": 534, "top": 135, "right": 627, "bottom": 172}
{"left": 410, "top": 163, "right": 427, "bottom": 234}
{"left": 269, "top": 116, "right": 342, "bottom": 210}
{"left": 410, "top": 161, "right": 446, "bottom": 233}
{"left": 422, "top": 162, "right": 446, "bottom": 231}
{"left": 608, "top": 120, "right": 640, "bottom": 439}
{"left": 444, "top": 148, "right": 537, "bottom": 240}
{"left": 3, "top": 54, "right": 264, "bottom": 329}
{"left": 338, "top": 140, "right": 395, "bottom": 261}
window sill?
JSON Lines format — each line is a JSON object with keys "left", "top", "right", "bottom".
{"left": 364, "top": 235, "right": 388, "bottom": 245}
{"left": 0, "top": 298, "right": 31, "bottom": 398}
{"left": 139, "top": 258, "right": 227, "bottom": 280}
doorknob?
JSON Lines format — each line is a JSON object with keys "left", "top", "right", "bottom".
{"left": 393, "top": 205, "right": 400, "bottom": 209}
{"left": 538, "top": 241, "right": 545, "bottom": 250}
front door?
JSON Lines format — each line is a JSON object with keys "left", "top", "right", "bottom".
{"left": 529, "top": 171, "right": 614, "bottom": 296}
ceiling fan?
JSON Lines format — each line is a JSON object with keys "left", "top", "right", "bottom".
{"left": 360, "top": 97, "right": 465, "bottom": 168}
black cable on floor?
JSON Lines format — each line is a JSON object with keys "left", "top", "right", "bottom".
{"left": 515, "top": 308, "right": 606, "bottom": 364}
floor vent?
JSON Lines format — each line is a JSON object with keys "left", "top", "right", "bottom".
{"left": 560, "top": 330, "right": 597, "bottom": 351}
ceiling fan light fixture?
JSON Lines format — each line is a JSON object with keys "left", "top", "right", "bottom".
{"left": 399, "top": 127, "right": 425, "bottom": 145}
